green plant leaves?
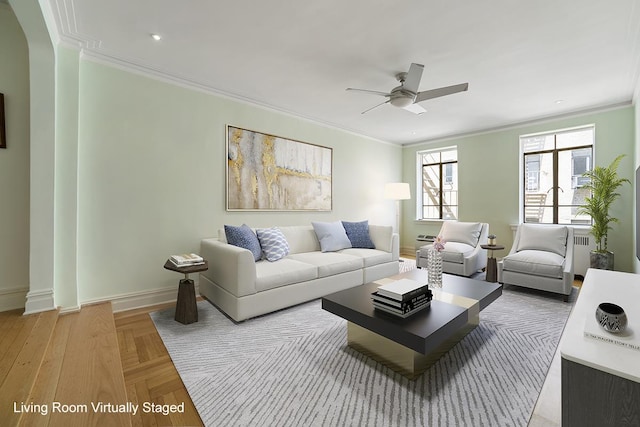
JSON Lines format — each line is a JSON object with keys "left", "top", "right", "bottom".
{"left": 577, "top": 154, "right": 630, "bottom": 252}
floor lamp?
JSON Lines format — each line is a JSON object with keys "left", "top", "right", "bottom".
{"left": 384, "top": 183, "right": 411, "bottom": 259}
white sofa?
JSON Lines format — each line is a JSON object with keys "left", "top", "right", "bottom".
{"left": 416, "top": 221, "right": 489, "bottom": 277}
{"left": 199, "top": 224, "right": 399, "bottom": 321}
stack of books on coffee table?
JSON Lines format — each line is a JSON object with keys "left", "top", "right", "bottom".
{"left": 371, "top": 279, "right": 432, "bottom": 318}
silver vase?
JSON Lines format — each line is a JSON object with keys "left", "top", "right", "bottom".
{"left": 427, "top": 248, "right": 443, "bottom": 288}
{"left": 595, "top": 302, "right": 627, "bottom": 333}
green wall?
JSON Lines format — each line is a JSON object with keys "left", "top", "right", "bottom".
{"left": 73, "top": 60, "right": 401, "bottom": 303}
{"left": 634, "top": 103, "right": 640, "bottom": 273}
{"left": 402, "top": 107, "right": 636, "bottom": 272}
{"left": 0, "top": 5, "right": 30, "bottom": 306}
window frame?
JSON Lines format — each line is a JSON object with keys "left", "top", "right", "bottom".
{"left": 519, "top": 125, "right": 594, "bottom": 225}
{"left": 416, "top": 146, "right": 458, "bottom": 220}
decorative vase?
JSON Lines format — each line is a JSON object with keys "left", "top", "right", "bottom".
{"left": 427, "top": 248, "right": 443, "bottom": 288}
{"left": 595, "top": 302, "right": 627, "bottom": 333}
{"left": 590, "top": 251, "right": 614, "bottom": 270}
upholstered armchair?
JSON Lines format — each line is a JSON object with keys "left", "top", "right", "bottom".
{"left": 416, "top": 221, "right": 489, "bottom": 277}
{"left": 497, "top": 224, "right": 574, "bottom": 301}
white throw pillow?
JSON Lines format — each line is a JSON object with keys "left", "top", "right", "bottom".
{"left": 312, "top": 221, "right": 352, "bottom": 252}
{"left": 256, "top": 227, "right": 290, "bottom": 262}
{"left": 516, "top": 224, "right": 567, "bottom": 257}
{"left": 440, "top": 222, "right": 482, "bottom": 247}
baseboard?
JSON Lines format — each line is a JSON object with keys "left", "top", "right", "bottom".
{"left": 81, "top": 283, "right": 201, "bottom": 313}
{"left": 400, "top": 245, "right": 416, "bottom": 258}
{"left": 0, "top": 286, "right": 29, "bottom": 312}
{"left": 24, "top": 288, "right": 56, "bottom": 315}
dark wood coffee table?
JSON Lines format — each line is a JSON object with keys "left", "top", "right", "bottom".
{"left": 322, "top": 269, "right": 501, "bottom": 379}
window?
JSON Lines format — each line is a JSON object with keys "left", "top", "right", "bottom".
{"left": 417, "top": 147, "right": 458, "bottom": 220}
{"left": 525, "top": 154, "right": 541, "bottom": 191}
{"left": 520, "top": 126, "right": 593, "bottom": 224}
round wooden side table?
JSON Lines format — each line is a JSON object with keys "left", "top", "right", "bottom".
{"left": 480, "top": 244, "right": 505, "bottom": 283}
{"left": 164, "top": 259, "right": 208, "bottom": 324}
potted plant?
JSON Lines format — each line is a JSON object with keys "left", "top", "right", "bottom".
{"left": 577, "top": 154, "right": 630, "bottom": 270}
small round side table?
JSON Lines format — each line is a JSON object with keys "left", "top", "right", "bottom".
{"left": 480, "top": 244, "right": 505, "bottom": 283}
{"left": 164, "top": 259, "right": 208, "bottom": 324}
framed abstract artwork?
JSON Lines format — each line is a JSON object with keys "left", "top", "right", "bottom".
{"left": 226, "top": 125, "right": 332, "bottom": 211}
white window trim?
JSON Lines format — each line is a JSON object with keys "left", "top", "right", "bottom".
{"left": 518, "top": 124, "right": 595, "bottom": 224}
{"left": 415, "top": 145, "right": 458, "bottom": 221}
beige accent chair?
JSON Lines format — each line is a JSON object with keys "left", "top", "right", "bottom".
{"left": 498, "top": 224, "right": 574, "bottom": 301}
{"left": 416, "top": 221, "right": 489, "bottom": 277}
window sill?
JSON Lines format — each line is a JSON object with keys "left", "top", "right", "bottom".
{"left": 509, "top": 223, "right": 592, "bottom": 235}
{"left": 414, "top": 219, "right": 454, "bottom": 224}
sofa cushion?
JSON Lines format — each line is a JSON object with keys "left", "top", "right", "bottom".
{"left": 440, "top": 242, "right": 475, "bottom": 264}
{"left": 255, "top": 259, "right": 318, "bottom": 292}
{"left": 502, "top": 250, "right": 565, "bottom": 279}
{"left": 440, "top": 221, "right": 482, "bottom": 247}
{"left": 312, "top": 221, "right": 352, "bottom": 252}
{"left": 224, "top": 224, "right": 262, "bottom": 261}
{"left": 339, "top": 248, "right": 392, "bottom": 267}
{"left": 516, "top": 224, "right": 568, "bottom": 257}
{"left": 341, "top": 220, "right": 375, "bottom": 249}
{"left": 256, "top": 227, "right": 290, "bottom": 262}
{"left": 278, "top": 226, "right": 321, "bottom": 254}
{"left": 287, "top": 252, "right": 362, "bottom": 278}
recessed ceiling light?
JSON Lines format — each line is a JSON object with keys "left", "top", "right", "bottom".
{"left": 151, "top": 34, "right": 162, "bottom": 41}
{"left": 554, "top": 99, "right": 564, "bottom": 104}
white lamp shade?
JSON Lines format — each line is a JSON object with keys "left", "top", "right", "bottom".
{"left": 384, "top": 182, "right": 411, "bottom": 200}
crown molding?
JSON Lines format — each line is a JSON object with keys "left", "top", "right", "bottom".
{"left": 403, "top": 102, "right": 633, "bottom": 148}
{"left": 77, "top": 48, "right": 395, "bottom": 147}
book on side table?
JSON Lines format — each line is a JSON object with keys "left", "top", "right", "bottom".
{"left": 170, "top": 253, "right": 204, "bottom": 267}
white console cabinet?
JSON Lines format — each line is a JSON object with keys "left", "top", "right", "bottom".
{"left": 560, "top": 268, "right": 640, "bottom": 426}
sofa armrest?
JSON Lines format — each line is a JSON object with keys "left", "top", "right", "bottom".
{"left": 200, "top": 238, "right": 257, "bottom": 297}
{"left": 369, "top": 225, "right": 399, "bottom": 260}
{"left": 563, "top": 227, "right": 575, "bottom": 277}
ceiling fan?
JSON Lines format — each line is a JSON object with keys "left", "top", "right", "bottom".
{"left": 346, "top": 63, "right": 469, "bottom": 115}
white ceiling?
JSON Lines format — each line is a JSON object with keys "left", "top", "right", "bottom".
{"left": 46, "top": 0, "right": 640, "bottom": 145}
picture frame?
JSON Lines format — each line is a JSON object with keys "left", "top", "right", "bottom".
{"left": 0, "top": 93, "right": 6, "bottom": 149}
{"left": 226, "top": 125, "right": 332, "bottom": 211}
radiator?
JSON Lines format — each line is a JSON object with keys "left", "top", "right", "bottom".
{"left": 573, "top": 232, "right": 595, "bottom": 277}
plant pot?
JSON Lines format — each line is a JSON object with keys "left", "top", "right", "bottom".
{"left": 590, "top": 251, "right": 614, "bottom": 270}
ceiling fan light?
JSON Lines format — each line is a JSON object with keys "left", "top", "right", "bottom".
{"left": 390, "top": 96, "right": 413, "bottom": 108}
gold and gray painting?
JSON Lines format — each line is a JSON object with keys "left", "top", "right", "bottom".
{"left": 227, "top": 126, "right": 332, "bottom": 210}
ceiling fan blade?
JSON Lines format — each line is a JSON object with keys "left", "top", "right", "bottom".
{"left": 403, "top": 103, "right": 427, "bottom": 115}
{"left": 402, "top": 63, "right": 424, "bottom": 94}
{"left": 361, "top": 99, "right": 390, "bottom": 114}
{"left": 346, "top": 88, "right": 391, "bottom": 97}
{"left": 415, "top": 83, "right": 469, "bottom": 103}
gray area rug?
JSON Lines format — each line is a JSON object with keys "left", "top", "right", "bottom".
{"left": 151, "top": 283, "right": 575, "bottom": 427}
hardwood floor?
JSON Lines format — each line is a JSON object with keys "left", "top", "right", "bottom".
{"left": 0, "top": 303, "right": 201, "bottom": 427}
{"left": 114, "top": 303, "right": 202, "bottom": 427}
{"left": 0, "top": 309, "right": 58, "bottom": 427}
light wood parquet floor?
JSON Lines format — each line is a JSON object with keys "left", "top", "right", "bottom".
{"left": 114, "top": 303, "right": 203, "bottom": 427}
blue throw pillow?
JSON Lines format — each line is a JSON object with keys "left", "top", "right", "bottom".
{"left": 342, "top": 220, "right": 375, "bottom": 249}
{"left": 256, "top": 227, "right": 290, "bottom": 262}
{"left": 224, "top": 224, "right": 262, "bottom": 261}
{"left": 312, "top": 221, "right": 352, "bottom": 252}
